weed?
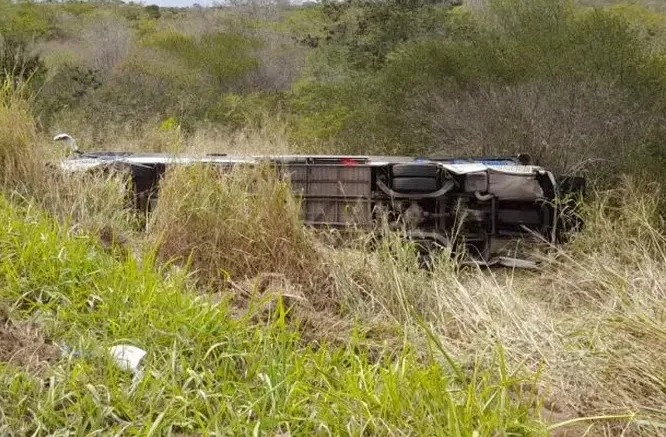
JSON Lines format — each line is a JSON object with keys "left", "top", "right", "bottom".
{"left": 0, "top": 194, "right": 547, "bottom": 436}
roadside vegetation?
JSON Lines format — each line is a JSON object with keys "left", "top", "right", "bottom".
{"left": 2, "top": 0, "right": 665, "bottom": 185}
{"left": 0, "top": 0, "right": 665, "bottom": 435}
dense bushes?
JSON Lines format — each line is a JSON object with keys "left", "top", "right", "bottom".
{"left": 0, "top": 0, "right": 664, "bottom": 193}
{"left": 284, "top": 0, "right": 666, "bottom": 187}
{"left": 0, "top": 1, "right": 49, "bottom": 83}
{"left": 147, "top": 30, "right": 260, "bottom": 88}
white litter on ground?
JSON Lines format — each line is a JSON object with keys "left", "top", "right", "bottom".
{"left": 109, "top": 345, "right": 146, "bottom": 374}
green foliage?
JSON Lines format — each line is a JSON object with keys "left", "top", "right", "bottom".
{"left": 288, "top": 80, "right": 355, "bottom": 141}
{"left": 56, "top": 27, "right": 267, "bottom": 132}
{"left": 381, "top": 0, "right": 659, "bottom": 87}
{"left": 0, "top": 194, "right": 547, "bottom": 435}
{"left": 146, "top": 30, "right": 261, "bottom": 88}
{"left": 134, "top": 17, "right": 158, "bottom": 37}
{"left": 0, "top": 0, "right": 664, "bottom": 194}
{"left": 144, "top": 4, "right": 161, "bottom": 20}
{"left": 159, "top": 116, "right": 179, "bottom": 131}
{"left": 59, "top": 2, "right": 98, "bottom": 17}
{"left": 318, "top": 0, "right": 448, "bottom": 70}
{"left": 284, "top": 0, "right": 666, "bottom": 183}
{"left": 282, "top": 4, "right": 330, "bottom": 41}
{"left": 205, "top": 92, "right": 283, "bottom": 128}
{"left": 0, "top": 1, "right": 50, "bottom": 39}
{"left": 35, "top": 64, "right": 102, "bottom": 127}
{"left": 602, "top": 3, "right": 666, "bottom": 47}
{"left": 0, "top": 1, "right": 50, "bottom": 82}
{"left": 0, "top": 36, "right": 45, "bottom": 83}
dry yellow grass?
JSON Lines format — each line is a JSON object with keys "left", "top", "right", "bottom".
{"left": 1, "top": 80, "right": 139, "bottom": 249}
{"left": 318, "top": 179, "right": 666, "bottom": 435}
{"left": 46, "top": 116, "right": 296, "bottom": 156}
{"left": 183, "top": 123, "right": 296, "bottom": 156}
{"left": 148, "top": 163, "right": 323, "bottom": 289}
{"left": 2, "top": 79, "right": 664, "bottom": 435}
{"left": 0, "top": 80, "right": 41, "bottom": 190}
{"left": 144, "top": 157, "right": 665, "bottom": 435}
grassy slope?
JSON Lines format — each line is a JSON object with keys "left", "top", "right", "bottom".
{"left": 1, "top": 173, "right": 664, "bottom": 437}
{"left": 0, "top": 1, "right": 665, "bottom": 432}
{"left": 0, "top": 195, "right": 546, "bottom": 436}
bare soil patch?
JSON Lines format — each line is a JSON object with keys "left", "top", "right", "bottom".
{"left": 0, "top": 306, "right": 59, "bottom": 374}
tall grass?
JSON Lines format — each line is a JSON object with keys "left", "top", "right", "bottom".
{"left": 38, "top": 169, "right": 140, "bottom": 247}
{"left": 149, "top": 163, "right": 323, "bottom": 289}
{"left": 0, "top": 79, "right": 139, "bottom": 245}
{"left": 143, "top": 155, "right": 665, "bottom": 435}
{"left": 538, "top": 180, "right": 665, "bottom": 421}
{"left": 335, "top": 182, "right": 666, "bottom": 435}
{"left": 0, "top": 194, "right": 548, "bottom": 436}
{"left": 0, "top": 79, "right": 40, "bottom": 191}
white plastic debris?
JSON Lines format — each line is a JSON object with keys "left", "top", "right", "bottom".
{"left": 109, "top": 345, "right": 146, "bottom": 374}
{"left": 498, "top": 256, "right": 538, "bottom": 269}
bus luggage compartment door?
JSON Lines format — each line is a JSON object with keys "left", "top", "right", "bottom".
{"left": 283, "top": 163, "right": 372, "bottom": 227}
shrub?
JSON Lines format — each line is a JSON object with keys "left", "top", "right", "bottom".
{"left": 79, "top": 15, "right": 133, "bottom": 77}
{"left": 145, "top": 29, "right": 261, "bottom": 89}
{"left": 34, "top": 64, "right": 102, "bottom": 129}
{"left": 333, "top": 0, "right": 666, "bottom": 182}
{"left": 0, "top": 79, "right": 40, "bottom": 191}
{"left": 0, "top": 1, "right": 50, "bottom": 83}
{"left": 400, "top": 79, "right": 666, "bottom": 180}
{"left": 318, "top": 0, "right": 447, "bottom": 71}
{"left": 148, "top": 162, "right": 323, "bottom": 287}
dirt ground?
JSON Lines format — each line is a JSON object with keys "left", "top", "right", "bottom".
{"left": 0, "top": 305, "right": 59, "bottom": 374}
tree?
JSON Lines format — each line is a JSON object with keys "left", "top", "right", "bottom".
{"left": 319, "top": 0, "right": 449, "bottom": 70}
{"left": 0, "top": 1, "right": 49, "bottom": 83}
{"left": 144, "top": 5, "right": 161, "bottom": 19}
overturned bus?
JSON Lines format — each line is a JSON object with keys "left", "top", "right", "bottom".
{"left": 59, "top": 151, "right": 585, "bottom": 267}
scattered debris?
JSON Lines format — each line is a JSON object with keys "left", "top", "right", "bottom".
{"left": 109, "top": 344, "right": 147, "bottom": 389}
{"left": 109, "top": 344, "right": 146, "bottom": 374}
{"left": 498, "top": 257, "right": 539, "bottom": 270}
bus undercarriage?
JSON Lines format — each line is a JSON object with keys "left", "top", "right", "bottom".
{"left": 59, "top": 152, "right": 585, "bottom": 267}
